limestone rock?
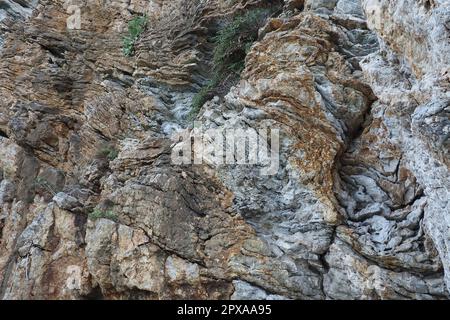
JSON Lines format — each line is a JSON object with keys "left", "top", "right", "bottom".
{"left": 0, "top": 0, "right": 449, "bottom": 300}
{"left": 53, "top": 192, "right": 81, "bottom": 211}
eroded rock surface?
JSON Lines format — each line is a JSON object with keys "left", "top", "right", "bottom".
{"left": 0, "top": 0, "right": 448, "bottom": 299}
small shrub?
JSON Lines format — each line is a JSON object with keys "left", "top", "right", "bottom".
{"left": 189, "top": 79, "right": 218, "bottom": 119}
{"left": 212, "top": 8, "right": 270, "bottom": 75}
{"left": 97, "top": 145, "right": 119, "bottom": 161}
{"left": 34, "top": 177, "right": 57, "bottom": 196}
{"left": 190, "top": 8, "right": 272, "bottom": 117}
{"left": 89, "top": 209, "right": 118, "bottom": 222}
{"left": 123, "top": 37, "right": 135, "bottom": 57}
{"left": 123, "top": 15, "right": 148, "bottom": 57}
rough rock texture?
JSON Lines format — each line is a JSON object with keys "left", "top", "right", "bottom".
{"left": 0, "top": 0, "right": 448, "bottom": 299}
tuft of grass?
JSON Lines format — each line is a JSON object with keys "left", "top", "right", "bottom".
{"left": 123, "top": 37, "right": 135, "bottom": 57}
{"left": 97, "top": 145, "right": 119, "bottom": 161}
{"left": 89, "top": 209, "right": 118, "bottom": 222}
{"left": 189, "top": 78, "right": 219, "bottom": 119}
{"left": 34, "top": 177, "right": 57, "bottom": 196}
{"left": 212, "top": 8, "right": 270, "bottom": 75}
{"left": 123, "top": 15, "right": 148, "bottom": 57}
{"left": 190, "top": 8, "right": 272, "bottom": 118}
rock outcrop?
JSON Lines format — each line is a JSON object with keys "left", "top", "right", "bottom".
{"left": 0, "top": 0, "right": 448, "bottom": 299}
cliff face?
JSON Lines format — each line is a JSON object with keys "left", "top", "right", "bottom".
{"left": 0, "top": 0, "right": 449, "bottom": 300}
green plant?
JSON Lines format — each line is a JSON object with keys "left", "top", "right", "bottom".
{"left": 123, "top": 15, "right": 148, "bottom": 57}
{"left": 34, "top": 177, "right": 57, "bottom": 196}
{"left": 123, "top": 37, "right": 135, "bottom": 57}
{"left": 190, "top": 8, "right": 272, "bottom": 117}
{"left": 89, "top": 209, "right": 118, "bottom": 222}
{"left": 213, "top": 8, "right": 270, "bottom": 75}
{"left": 189, "top": 79, "right": 218, "bottom": 119}
{"left": 97, "top": 145, "right": 119, "bottom": 161}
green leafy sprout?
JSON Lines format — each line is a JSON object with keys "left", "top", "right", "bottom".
{"left": 89, "top": 209, "right": 118, "bottom": 222}
{"left": 34, "top": 177, "right": 57, "bottom": 196}
{"left": 123, "top": 15, "right": 148, "bottom": 57}
{"left": 190, "top": 8, "right": 272, "bottom": 118}
{"left": 97, "top": 145, "right": 119, "bottom": 161}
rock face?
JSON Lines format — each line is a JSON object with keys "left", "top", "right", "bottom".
{"left": 0, "top": 0, "right": 448, "bottom": 299}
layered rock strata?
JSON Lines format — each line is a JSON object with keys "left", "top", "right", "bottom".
{"left": 0, "top": 0, "right": 448, "bottom": 299}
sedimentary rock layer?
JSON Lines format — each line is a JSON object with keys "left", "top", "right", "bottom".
{"left": 0, "top": 0, "right": 448, "bottom": 299}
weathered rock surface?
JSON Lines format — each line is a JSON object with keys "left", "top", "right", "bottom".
{"left": 0, "top": 0, "right": 448, "bottom": 299}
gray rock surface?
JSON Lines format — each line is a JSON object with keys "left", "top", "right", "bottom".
{"left": 0, "top": 0, "right": 448, "bottom": 299}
